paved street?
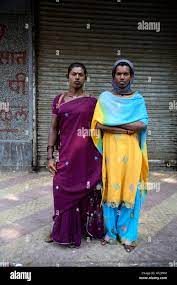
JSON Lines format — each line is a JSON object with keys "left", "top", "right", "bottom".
{"left": 0, "top": 170, "right": 177, "bottom": 267}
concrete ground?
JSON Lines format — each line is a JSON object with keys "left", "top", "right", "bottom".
{"left": 0, "top": 170, "right": 177, "bottom": 267}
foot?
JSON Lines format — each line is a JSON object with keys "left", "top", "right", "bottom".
{"left": 45, "top": 234, "right": 53, "bottom": 243}
{"left": 101, "top": 237, "right": 118, "bottom": 245}
{"left": 67, "top": 244, "right": 80, "bottom": 248}
{"left": 101, "top": 238, "right": 109, "bottom": 245}
{"left": 123, "top": 244, "right": 136, "bottom": 252}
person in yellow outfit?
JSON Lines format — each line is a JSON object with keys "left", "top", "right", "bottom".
{"left": 91, "top": 59, "right": 149, "bottom": 252}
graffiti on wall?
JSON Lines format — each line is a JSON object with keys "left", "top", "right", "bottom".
{"left": 0, "top": 51, "right": 26, "bottom": 64}
{"left": 0, "top": 16, "right": 29, "bottom": 140}
{"left": 8, "top": 73, "right": 26, "bottom": 95}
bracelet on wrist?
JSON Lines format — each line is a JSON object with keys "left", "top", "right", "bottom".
{"left": 47, "top": 156, "right": 54, "bottom": 160}
{"left": 47, "top": 145, "right": 54, "bottom": 151}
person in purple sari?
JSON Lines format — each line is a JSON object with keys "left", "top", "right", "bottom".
{"left": 47, "top": 63, "right": 104, "bottom": 247}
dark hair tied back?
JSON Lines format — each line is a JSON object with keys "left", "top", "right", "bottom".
{"left": 67, "top": 62, "right": 87, "bottom": 78}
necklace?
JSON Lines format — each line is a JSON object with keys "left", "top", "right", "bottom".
{"left": 67, "top": 92, "right": 85, "bottom": 98}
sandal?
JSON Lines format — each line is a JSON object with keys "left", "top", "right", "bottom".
{"left": 45, "top": 239, "right": 54, "bottom": 243}
{"left": 123, "top": 244, "right": 136, "bottom": 252}
{"left": 67, "top": 244, "right": 80, "bottom": 248}
{"left": 101, "top": 237, "right": 118, "bottom": 246}
{"left": 101, "top": 239, "right": 109, "bottom": 245}
{"left": 45, "top": 234, "right": 54, "bottom": 243}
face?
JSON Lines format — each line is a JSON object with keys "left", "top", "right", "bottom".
{"left": 114, "top": 65, "right": 132, "bottom": 88}
{"left": 68, "top": 67, "right": 86, "bottom": 89}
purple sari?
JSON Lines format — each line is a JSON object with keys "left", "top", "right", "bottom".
{"left": 51, "top": 95, "right": 104, "bottom": 246}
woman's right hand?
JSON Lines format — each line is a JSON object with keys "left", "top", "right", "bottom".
{"left": 47, "top": 159, "right": 57, "bottom": 175}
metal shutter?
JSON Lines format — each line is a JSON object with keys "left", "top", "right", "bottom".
{"left": 37, "top": 0, "right": 177, "bottom": 169}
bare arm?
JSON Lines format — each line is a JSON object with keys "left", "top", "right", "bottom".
{"left": 48, "top": 115, "right": 58, "bottom": 149}
{"left": 96, "top": 122, "right": 134, "bottom": 134}
{"left": 118, "top": 121, "right": 146, "bottom": 131}
{"left": 47, "top": 114, "right": 59, "bottom": 174}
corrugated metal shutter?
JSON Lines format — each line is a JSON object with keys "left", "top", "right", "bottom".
{"left": 36, "top": 0, "right": 177, "bottom": 169}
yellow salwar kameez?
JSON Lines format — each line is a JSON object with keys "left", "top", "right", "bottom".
{"left": 102, "top": 132, "right": 142, "bottom": 208}
{"left": 91, "top": 89, "right": 149, "bottom": 247}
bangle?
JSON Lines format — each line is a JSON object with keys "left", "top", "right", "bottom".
{"left": 47, "top": 145, "right": 54, "bottom": 151}
{"left": 47, "top": 156, "right": 54, "bottom": 160}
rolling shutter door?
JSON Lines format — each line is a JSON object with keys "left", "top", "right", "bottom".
{"left": 37, "top": 0, "right": 177, "bottom": 168}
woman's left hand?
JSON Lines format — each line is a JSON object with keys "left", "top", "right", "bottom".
{"left": 105, "top": 128, "right": 135, "bottom": 135}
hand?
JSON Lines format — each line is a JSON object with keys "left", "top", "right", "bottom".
{"left": 105, "top": 128, "right": 135, "bottom": 135}
{"left": 126, "top": 129, "right": 135, "bottom": 135}
{"left": 47, "top": 159, "right": 57, "bottom": 175}
{"left": 107, "top": 129, "right": 124, "bottom": 134}
{"left": 102, "top": 128, "right": 125, "bottom": 134}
